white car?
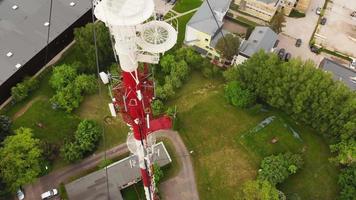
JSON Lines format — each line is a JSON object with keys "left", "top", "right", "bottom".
{"left": 16, "top": 189, "right": 25, "bottom": 200}
{"left": 41, "top": 189, "right": 58, "bottom": 199}
{"left": 316, "top": 7, "right": 322, "bottom": 15}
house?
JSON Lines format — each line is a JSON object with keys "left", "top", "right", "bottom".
{"left": 235, "top": 26, "right": 277, "bottom": 65}
{"left": 320, "top": 58, "right": 356, "bottom": 91}
{"left": 184, "top": 0, "right": 232, "bottom": 60}
{"left": 65, "top": 142, "right": 172, "bottom": 200}
{"left": 231, "top": 0, "right": 298, "bottom": 22}
{"left": 0, "top": 0, "right": 92, "bottom": 104}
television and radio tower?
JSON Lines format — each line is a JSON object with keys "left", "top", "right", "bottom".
{"left": 93, "top": 0, "right": 177, "bottom": 200}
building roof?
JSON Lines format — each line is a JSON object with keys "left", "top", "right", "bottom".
{"left": 239, "top": 26, "right": 277, "bottom": 58}
{"left": 320, "top": 58, "right": 356, "bottom": 90}
{"left": 256, "top": 0, "right": 279, "bottom": 4}
{"left": 65, "top": 142, "right": 172, "bottom": 200}
{"left": 0, "top": 0, "right": 91, "bottom": 85}
{"left": 187, "top": 0, "right": 231, "bottom": 36}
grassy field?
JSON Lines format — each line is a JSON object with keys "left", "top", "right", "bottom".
{"left": 167, "top": 71, "right": 339, "bottom": 200}
{"left": 173, "top": 0, "right": 202, "bottom": 13}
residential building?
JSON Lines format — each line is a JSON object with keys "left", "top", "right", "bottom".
{"left": 235, "top": 26, "right": 277, "bottom": 65}
{"left": 0, "top": 0, "right": 92, "bottom": 104}
{"left": 65, "top": 142, "right": 172, "bottom": 200}
{"left": 231, "top": 0, "right": 297, "bottom": 22}
{"left": 184, "top": 0, "right": 232, "bottom": 60}
{"left": 320, "top": 58, "right": 356, "bottom": 91}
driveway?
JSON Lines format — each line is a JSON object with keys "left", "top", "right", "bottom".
{"left": 24, "top": 130, "right": 199, "bottom": 200}
{"left": 316, "top": 0, "right": 356, "bottom": 58}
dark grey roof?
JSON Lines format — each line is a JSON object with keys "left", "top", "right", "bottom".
{"left": 0, "top": 0, "right": 91, "bottom": 85}
{"left": 239, "top": 26, "right": 277, "bottom": 57}
{"left": 65, "top": 142, "right": 172, "bottom": 200}
{"left": 187, "top": 0, "right": 231, "bottom": 36}
{"left": 320, "top": 58, "right": 356, "bottom": 90}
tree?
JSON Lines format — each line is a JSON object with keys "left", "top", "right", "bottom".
{"left": 151, "top": 100, "right": 164, "bottom": 117}
{"left": 258, "top": 152, "right": 303, "bottom": 185}
{"left": 175, "top": 47, "right": 203, "bottom": 70}
{"left": 50, "top": 83, "right": 83, "bottom": 113}
{"left": 270, "top": 9, "right": 286, "bottom": 33}
{"left": 0, "top": 115, "right": 11, "bottom": 143}
{"left": 74, "top": 74, "right": 98, "bottom": 95}
{"left": 236, "top": 180, "right": 280, "bottom": 200}
{"left": 50, "top": 64, "right": 77, "bottom": 90}
{"left": 224, "top": 81, "right": 256, "bottom": 108}
{"left": 338, "top": 165, "right": 356, "bottom": 200}
{"left": 74, "top": 22, "right": 114, "bottom": 73}
{"left": 11, "top": 78, "right": 39, "bottom": 103}
{"left": 74, "top": 120, "right": 101, "bottom": 153}
{"left": 0, "top": 128, "right": 42, "bottom": 192}
{"left": 153, "top": 163, "right": 164, "bottom": 192}
{"left": 215, "top": 33, "right": 240, "bottom": 60}
{"left": 61, "top": 142, "right": 83, "bottom": 163}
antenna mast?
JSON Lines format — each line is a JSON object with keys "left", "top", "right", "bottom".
{"left": 93, "top": 0, "right": 177, "bottom": 199}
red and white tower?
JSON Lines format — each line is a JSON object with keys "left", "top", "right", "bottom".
{"left": 93, "top": 0, "right": 177, "bottom": 200}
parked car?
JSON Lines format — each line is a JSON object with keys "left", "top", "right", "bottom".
{"left": 351, "top": 11, "right": 356, "bottom": 17}
{"left": 278, "top": 48, "right": 285, "bottom": 59}
{"left": 316, "top": 7, "right": 322, "bottom": 15}
{"left": 273, "top": 39, "right": 279, "bottom": 48}
{"left": 350, "top": 59, "right": 356, "bottom": 69}
{"left": 284, "top": 53, "right": 291, "bottom": 61}
{"left": 17, "top": 189, "right": 25, "bottom": 200}
{"left": 310, "top": 45, "right": 319, "bottom": 53}
{"left": 295, "top": 39, "right": 302, "bottom": 47}
{"left": 41, "top": 189, "right": 58, "bottom": 200}
{"left": 320, "top": 17, "right": 327, "bottom": 25}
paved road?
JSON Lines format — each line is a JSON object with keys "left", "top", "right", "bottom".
{"left": 156, "top": 130, "right": 199, "bottom": 200}
{"left": 24, "top": 130, "right": 199, "bottom": 200}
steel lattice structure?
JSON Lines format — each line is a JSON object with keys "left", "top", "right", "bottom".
{"left": 93, "top": 0, "right": 177, "bottom": 199}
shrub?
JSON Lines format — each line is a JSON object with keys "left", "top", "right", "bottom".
{"left": 224, "top": 81, "right": 255, "bottom": 108}
{"left": 0, "top": 115, "right": 11, "bottom": 143}
{"left": 11, "top": 78, "right": 39, "bottom": 103}
{"left": 258, "top": 152, "right": 303, "bottom": 185}
{"left": 61, "top": 142, "right": 83, "bottom": 163}
{"left": 50, "top": 64, "right": 77, "bottom": 90}
{"left": 289, "top": 9, "right": 306, "bottom": 18}
{"left": 50, "top": 83, "right": 83, "bottom": 113}
{"left": 338, "top": 165, "right": 356, "bottom": 200}
{"left": 152, "top": 99, "right": 165, "bottom": 117}
{"left": 74, "top": 74, "right": 98, "bottom": 95}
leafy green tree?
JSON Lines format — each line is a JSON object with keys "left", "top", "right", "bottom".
{"left": 0, "top": 115, "right": 11, "bottom": 143}
{"left": 74, "top": 120, "right": 101, "bottom": 153}
{"left": 225, "top": 81, "right": 256, "bottom": 108}
{"left": 60, "top": 142, "right": 83, "bottom": 163}
{"left": 74, "top": 74, "right": 98, "bottom": 95}
{"left": 270, "top": 9, "right": 286, "bottom": 33}
{"left": 74, "top": 22, "right": 114, "bottom": 73}
{"left": 0, "top": 128, "right": 42, "bottom": 192}
{"left": 175, "top": 47, "right": 203, "bottom": 70}
{"left": 215, "top": 33, "right": 240, "bottom": 60}
{"left": 153, "top": 163, "right": 164, "bottom": 192}
{"left": 50, "top": 64, "right": 77, "bottom": 90}
{"left": 258, "top": 152, "right": 303, "bottom": 185}
{"left": 338, "top": 165, "right": 356, "bottom": 200}
{"left": 50, "top": 83, "right": 83, "bottom": 113}
{"left": 151, "top": 100, "right": 164, "bottom": 117}
{"left": 160, "top": 54, "right": 176, "bottom": 74}
{"left": 11, "top": 78, "right": 39, "bottom": 103}
{"left": 236, "top": 180, "right": 280, "bottom": 200}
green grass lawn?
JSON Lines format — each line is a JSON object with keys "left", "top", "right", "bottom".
{"left": 167, "top": 71, "right": 339, "bottom": 200}
{"left": 173, "top": 0, "right": 202, "bottom": 13}
{"left": 121, "top": 181, "right": 145, "bottom": 200}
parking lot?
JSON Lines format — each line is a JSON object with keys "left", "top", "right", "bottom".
{"left": 276, "top": 34, "right": 324, "bottom": 65}
{"left": 279, "top": 0, "right": 325, "bottom": 65}
{"left": 316, "top": 0, "right": 356, "bottom": 58}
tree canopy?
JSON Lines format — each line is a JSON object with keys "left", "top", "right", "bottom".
{"left": 0, "top": 128, "right": 42, "bottom": 192}
{"left": 258, "top": 152, "right": 303, "bottom": 185}
{"left": 224, "top": 81, "right": 255, "bottom": 108}
{"left": 236, "top": 180, "right": 280, "bottom": 200}
{"left": 74, "top": 22, "right": 114, "bottom": 73}
{"left": 338, "top": 165, "right": 356, "bottom": 200}
{"left": 0, "top": 115, "right": 11, "bottom": 143}
{"left": 50, "top": 64, "right": 77, "bottom": 90}
{"left": 270, "top": 9, "right": 286, "bottom": 33}
{"left": 215, "top": 33, "right": 240, "bottom": 60}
